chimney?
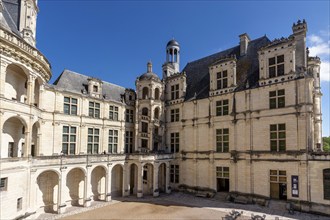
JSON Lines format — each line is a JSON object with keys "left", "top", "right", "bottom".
{"left": 239, "top": 33, "right": 250, "bottom": 56}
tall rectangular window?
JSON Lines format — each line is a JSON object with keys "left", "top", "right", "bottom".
{"left": 62, "top": 126, "right": 76, "bottom": 155}
{"left": 269, "top": 89, "right": 285, "bottom": 109}
{"left": 109, "top": 105, "right": 119, "bottom": 121}
{"left": 142, "top": 122, "right": 148, "bottom": 133}
{"left": 216, "top": 100, "right": 229, "bottom": 116}
{"left": 171, "top": 132, "right": 180, "bottom": 153}
{"left": 126, "top": 109, "right": 134, "bottom": 123}
{"left": 170, "top": 165, "right": 179, "bottom": 183}
{"left": 216, "top": 128, "right": 229, "bottom": 152}
{"left": 64, "top": 97, "right": 78, "bottom": 115}
{"left": 269, "top": 55, "right": 285, "bottom": 78}
{"left": 87, "top": 128, "right": 99, "bottom": 154}
{"left": 108, "top": 130, "right": 118, "bottom": 153}
{"left": 17, "top": 197, "right": 22, "bottom": 211}
{"left": 89, "top": 102, "right": 100, "bottom": 118}
{"left": 125, "top": 131, "right": 133, "bottom": 153}
{"left": 171, "top": 84, "right": 180, "bottom": 100}
{"left": 0, "top": 178, "right": 8, "bottom": 191}
{"left": 270, "top": 124, "right": 286, "bottom": 151}
{"left": 170, "top": 109, "right": 180, "bottom": 122}
{"left": 217, "top": 70, "right": 228, "bottom": 90}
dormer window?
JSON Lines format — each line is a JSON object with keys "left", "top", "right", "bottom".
{"left": 93, "top": 85, "right": 98, "bottom": 92}
{"left": 269, "top": 55, "right": 284, "bottom": 78}
{"left": 171, "top": 84, "right": 179, "bottom": 100}
{"left": 217, "top": 70, "right": 228, "bottom": 90}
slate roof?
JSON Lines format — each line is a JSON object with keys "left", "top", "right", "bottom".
{"left": 182, "top": 36, "right": 270, "bottom": 101}
{"left": 0, "top": 0, "right": 22, "bottom": 37}
{"left": 52, "top": 69, "right": 126, "bottom": 103}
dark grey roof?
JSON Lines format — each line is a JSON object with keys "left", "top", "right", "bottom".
{"left": 53, "top": 69, "right": 126, "bottom": 102}
{"left": 1, "top": 0, "right": 22, "bottom": 37}
{"left": 167, "top": 39, "right": 179, "bottom": 47}
{"left": 183, "top": 36, "right": 270, "bottom": 101}
{"left": 138, "top": 72, "right": 161, "bottom": 82}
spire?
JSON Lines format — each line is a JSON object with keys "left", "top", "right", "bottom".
{"left": 147, "top": 61, "right": 152, "bottom": 73}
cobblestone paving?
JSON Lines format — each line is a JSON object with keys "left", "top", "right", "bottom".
{"left": 35, "top": 193, "right": 329, "bottom": 220}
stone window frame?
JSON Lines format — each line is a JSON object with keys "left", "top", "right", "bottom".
{"left": 269, "top": 170, "right": 287, "bottom": 183}
{"left": 109, "top": 105, "right": 119, "bottom": 121}
{"left": 270, "top": 123, "right": 286, "bottom": 152}
{"left": 268, "top": 55, "right": 285, "bottom": 78}
{"left": 216, "top": 128, "right": 229, "bottom": 152}
{"left": 125, "top": 109, "right": 134, "bottom": 123}
{"left": 216, "top": 70, "right": 228, "bottom": 90}
{"left": 216, "top": 99, "right": 229, "bottom": 116}
{"left": 108, "top": 129, "right": 118, "bottom": 154}
{"left": 87, "top": 128, "right": 100, "bottom": 154}
{"left": 170, "top": 132, "right": 180, "bottom": 153}
{"left": 93, "top": 85, "right": 98, "bottom": 92}
{"left": 0, "top": 177, "right": 8, "bottom": 191}
{"left": 88, "top": 101, "right": 100, "bottom": 118}
{"left": 170, "top": 165, "right": 179, "bottom": 183}
{"left": 171, "top": 84, "right": 180, "bottom": 100}
{"left": 216, "top": 167, "right": 229, "bottom": 179}
{"left": 62, "top": 126, "right": 77, "bottom": 155}
{"left": 125, "top": 131, "right": 133, "bottom": 153}
{"left": 170, "top": 108, "right": 180, "bottom": 122}
{"left": 63, "top": 97, "right": 78, "bottom": 115}
{"left": 269, "top": 89, "right": 285, "bottom": 109}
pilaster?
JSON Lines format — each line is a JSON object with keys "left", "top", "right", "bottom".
{"left": 165, "top": 163, "right": 171, "bottom": 193}
{"left": 84, "top": 165, "right": 93, "bottom": 207}
{"left": 105, "top": 163, "right": 112, "bottom": 202}
{"left": 153, "top": 163, "right": 159, "bottom": 197}
{"left": 58, "top": 167, "right": 67, "bottom": 214}
{"left": 0, "top": 59, "right": 9, "bottom": 97}
{"left": 137, "top": 164, "right": 143, "bottom": 198}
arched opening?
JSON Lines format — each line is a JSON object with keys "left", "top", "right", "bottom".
{"left": 154, "top": 107, "right": 159, "bottom": 119}
{"left": 129, "top": 163, "right": 138, "bottom": 195}
{"left": 158, "top": 163, "right": 166, "bottom": 193}
{"left": 174, "top": 49, "right": 178, "bottom": 62}
{"left": 324, "top": 169, "right": 330, "bottom": 200}
{"left": 142, "top": 107, "right": 148, "bottom": 116}
{"left": 143, "top": 163, "right": 154, "bottom": 195}
{"left": 155, "top": 88, "right": 160, "bottom": 100}
{"left": 37, "top": 171, "right": 59, "bottom": 213}
{"left": 91, "top": 166, "right": 106, "bottom": 201}
{"left": 31, "top": 121, "right": 40, "bottom": 157}
{"left": 5, "top": 64, "right": 28, "bottom": 103}
{"left": 111, "top": 164, "right": 123, "bottom": 197}
{"left": 1, "top": 117, "right": 26, "bottom": 158}
{"left": 142, "top": 87, "right": 149, "bottom": 99}
{"left": 66, "top": 168, "right": 85, "bottom": 206}
{"left": 34, "top": 78, "right": 41, "bottom": 107}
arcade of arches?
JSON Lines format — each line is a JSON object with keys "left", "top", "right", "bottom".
{"left": 33, "top": 162, "right": 170, "bottom": 214}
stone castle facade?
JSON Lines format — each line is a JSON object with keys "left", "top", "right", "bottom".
{"left": 0, "top": 0, "right": 329, "bottom": 219}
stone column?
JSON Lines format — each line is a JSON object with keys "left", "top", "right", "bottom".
{"left": 137, "top": 164, "right": 143, "bottom": 198}
{"left": 28, "top": 168, "right": 38, "bottom": 213}
{"left": 123, "top": 162, "right": 130, "bottom": 196}
{"left": 84, "top": 165, "right": 92, "bottom": 207}
{"left": 165, "top": 163, "right": 171, "bottom": 194}
{"left": 153, "top": 163, "right": 159, "bottom": 197}
{"left": 24, "top": 128, "right": 31, "bottom": 158}
{"left": 125, "top": 163, "right": 131, "bottom": 196}
{"left": 27, "top": 75, "right": 36, "bottom": 105}
{"left": 105, "top": 163, "right": 112, "bottom": 202}
{"left": 0, "top": 59, "right": 9, "bottom": 97}
{"left": 58, "top": 168, "right": 67, "bottom": 214}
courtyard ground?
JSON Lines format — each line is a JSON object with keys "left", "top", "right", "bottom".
{"left": 36, "top": 192, "right": 329, "bottom": 220}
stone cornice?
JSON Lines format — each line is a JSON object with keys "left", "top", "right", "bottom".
{"left": 0, "top": 27, "right": 51, "bottom": 81}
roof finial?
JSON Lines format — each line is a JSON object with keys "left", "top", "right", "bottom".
{"left": 147, "top": 61, "right": 152, "bottom": 73}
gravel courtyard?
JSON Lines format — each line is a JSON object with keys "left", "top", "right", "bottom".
{"left": 37, "top": 192, "right": 329, "bottom": 220}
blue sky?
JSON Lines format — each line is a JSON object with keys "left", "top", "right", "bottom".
{"left": 36, "top": 1, "right": 329, "bottom": 136}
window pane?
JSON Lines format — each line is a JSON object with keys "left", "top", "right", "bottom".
{"left": 269, "top": 57, "right": 276, "bottom": 65}
{"left": 277, "top": 64, "right": 284, "bottom": 76}
{"left": 64, "top": 104, "right": 70, "bottom": 114}
{"left": 278, "top": 89, "right": 285, "bottom": 96}
{"left": 223, "top": 129, "right": 229, "bottom": 134}
{"left": 270, "top": 141, "right": 277, "bottom": 151}
{"left": 71, "top": 127, "right": 76, "bottom": 133}
{"left": 71, "top": 98, "right": 77, "bottom": 104}
{"left": 270, "top": 170, "right": 277, "bottom": 175}
{"left": 270, "top": 98, "right": 277, "bottom": 109}
{"left": 62, "top": 135, "right": 68, "bottom": 142}
{"left": 270, "top": 132, "right": 277, "bottom": 139}
{"left": 89, "top": 102, "right": 94, "bottom": 107}
{"left": 63, "top": 126, "right": 69, "bottom": 133}
{"left": 88, "top": 128, "right": 93, "bottom": 134}
{"left": 62, "top": 143, "right": 68, "bottom": 154}
{"left": 279, "top": 131, "right": 286, "bottom": 139}
{"left": 270, "top": 124, "right": 277, "bottom": 131}
{"left": 277, "top": 55, "right": 284, "bottom": 63}
{"left": 269, "top": 91, "right": 276, "bottom": 97}
{"left": 278, "top": 97, "right": 285, "bottom": 108}
{"left": 70, "top": 135, "right": 76, "bottom": 142}
{"left": 269, "top": 66, "right": 276, "bottom": 78}
{"left": 279, "top": 124, "right": 286, "bottom": 130}
{"left": 71, "top": 105, "right": 77, "bottom": 115}
{"left": 95, "top": 129, "right": 99, "bottom": 135}
{"left": 95, "top": 103, "right": 100, "bottom": 108}
{"left": 69, "top": 144, "right": 75, "bottom": 154}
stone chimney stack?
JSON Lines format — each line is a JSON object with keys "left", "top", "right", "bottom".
{"left": 239, "top": 33, "right": 250, "bottom": 56}
{"left": 292, "top": 19, "right": 308, "bottom": 69}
